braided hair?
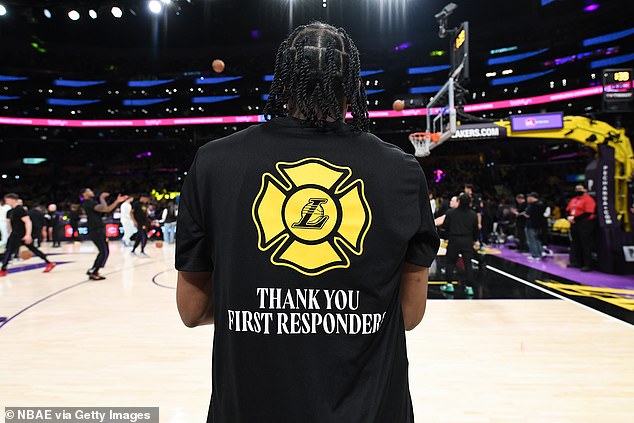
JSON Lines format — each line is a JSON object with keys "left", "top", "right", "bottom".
{"left": 264, "top": 22, "right": 370, "bottom": 132}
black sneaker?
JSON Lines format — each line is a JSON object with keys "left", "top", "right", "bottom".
{"left": 88, "top": 273, "right": 106, "bottom": 281}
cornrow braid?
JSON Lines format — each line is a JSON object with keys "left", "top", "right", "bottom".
{"left": 264, "top": 22, "right": 370, "bottom": 132}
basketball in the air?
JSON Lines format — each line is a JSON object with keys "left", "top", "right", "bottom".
{"left": 392, "top": 99, "right": 405, "bottom": 112}
{"left": 156, "top": 241, "right": 164, "bottom": 248}
{"left": 20, "top": 250, "right": 33, "bottom": 260}
{"left": 212, "top": 59, "right": 225, "bottom": 73}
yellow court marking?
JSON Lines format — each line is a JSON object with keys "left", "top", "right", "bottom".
{"left": 536, "top": 280, "right": 634, "bottom": 311}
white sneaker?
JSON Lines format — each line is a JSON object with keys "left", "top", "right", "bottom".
{"left": 140, "top": 252, "right": 150, "bottom": 258}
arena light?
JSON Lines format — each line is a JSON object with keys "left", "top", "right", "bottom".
{"left": 583, "top": 26, "right": 634, "bottom": 47}
{"left": 490, "top": 46, "right": 518, "bottom": 55}
{"left": 89, "top": 9, "right": 97, "bottom": 19}
{"left": 68, "top": 10, "right": 80, "bottom": 21}
{"left": 22, "top": 158, "right": 47, "bottom": 165}
{"left": 0, "top": 4, "right": 7, "bottom": 16}
{"left": 407, "top": 65, "right": 451, "bottom": 75}
{"left": 490, "top": 69, "right": 555, "bottom": 86}
{"left": 43, "top": 9, "right": 52, "bottom": 18}
{"left": 486, "top": 48, "right": 549, "bottom": 66}
{"left": 148, "top": 0, "right": 163, "bottom": 14}
{"left": 501, "top": 69, "right": 514, "bottom": 75}
{"left": 111, "top": 6, "right": 123, "bottom": 18}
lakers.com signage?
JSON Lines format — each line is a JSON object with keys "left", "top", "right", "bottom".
{"left": 450, "top": 123, "right": 507, "bottom": 140}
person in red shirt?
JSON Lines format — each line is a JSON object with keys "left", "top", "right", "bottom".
{"left": 566, "top": 184, "right": 596, "bottom": 272}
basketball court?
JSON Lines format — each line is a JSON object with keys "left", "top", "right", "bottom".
{"left": 1, "top": 0, "right": 634, "bottom": 422}
{"left": 1, "top": 242, "right": 633, "bottom": 422}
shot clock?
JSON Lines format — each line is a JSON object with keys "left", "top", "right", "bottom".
{"left": 603, "top": 68, "right": 633, "bottom": 112}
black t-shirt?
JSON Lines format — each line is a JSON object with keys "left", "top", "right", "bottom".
{"left": 525, "top": 201, "right": 546, "bottom": 230}
{"left": 132, "top": 201, "right": 149, "bottom": 227}
{"left": 28, "top": 209, "right": 46, "bottom": 236}
{"left": 49, "top": 212, "right": 61, "bottom": 228}
{"left": 175, "top": 117, "right": 440, "bottom": 423}
{"left": 82, "top": 199, "right": 104, "bottom": 231}
{"left": 442, "top": 207, "right": 479, "bottom": 241}
{"left": 468, "top": 193, "right": 482, "bottom": 214}
{"left": 9, "top": 206, "right": 27, "bottom": 238}
{"left": 516, "top": 202, "right": 527, "bottom": 225}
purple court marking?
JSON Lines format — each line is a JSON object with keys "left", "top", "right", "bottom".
{"left": 0, "top": 279, "right": 91, "bottom": 329}
{"left": 496, "top": 246, "right": 634, "bottom": 290}
{"left": 0, "top": 260, "right": 160, "bottom": 330}
{"left": 151, "top": 269, "right": 176, "bottom": 290}
{"left": 3, "top": 261, "right": 71, "bottom": 274}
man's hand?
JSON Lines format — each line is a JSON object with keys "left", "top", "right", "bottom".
{"left": 474, "top": 241, "right": 481, "bottom": 250}
{"left": 567, "top": 216, "right": 575, "bottom": 223}
{"left": 115, "top": 194, "right": 128, "bottom": 204}
{"left": 22, "top": 234, "right": 33, "bottom": 245}
{"left": 100, "top": 192, "right": 110, "bottom": 201}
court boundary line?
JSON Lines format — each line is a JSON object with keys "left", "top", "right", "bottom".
{"left": 151, "top": 269, "right": 176, "bottom": 290}
{"left": 0, "top": 259, "right": 161, "bottom": 331}
{"left": 485, "top": 263, "right": 633, "bottom": 328}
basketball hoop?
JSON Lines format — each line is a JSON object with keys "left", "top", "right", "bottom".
{"left": 408, "top": 132, "right": 441, "bottom": 157}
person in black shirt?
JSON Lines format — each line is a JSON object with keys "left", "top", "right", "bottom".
{"left": 522, "top": 192, "right": 546, "bottom": 261}
{"left": 512, "top": 194, "right": 529, "bottom": 252}
{"left": 81, "top": 188, "right": 127, "bottom": 280}
{"left": 434, "top": 193, "right": 450, "bottom": 218}
{"left": 131, "top": 194, "right": 151, "bottom": 256}
{"left": 175, "top": 22, "right": 440, "bottom": 423}
{"left": 46, "top": 204, "right": 62, "bottom": 248}
{"left": 464, "top": 183, "right": 483, "bottom": 231}
{"left": 68, "top": 203, "right": 80, "bottom": 242}
{"left": 1, "top": 193, "right": 56, "bottom": 277}
{"left": 440, "top": 194, "right": 479, "bottom": 296}
{"left": 28, "top": 205, "right": 47, "bottom": 248}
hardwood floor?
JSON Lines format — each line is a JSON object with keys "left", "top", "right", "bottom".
{"left": 1, "top": 242, "right": 632, "bottom": 422}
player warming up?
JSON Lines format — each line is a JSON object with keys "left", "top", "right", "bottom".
{"left": 0, "top": 193, "right": 56, "bottom": 277}
{"left": 81, "top": 188, "right": 128, "bottom": 280}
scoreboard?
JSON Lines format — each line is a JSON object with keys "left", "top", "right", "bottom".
{"left": 602, "top": 68, "right": 633, "bottom": 112}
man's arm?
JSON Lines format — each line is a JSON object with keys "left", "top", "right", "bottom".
{"left": 21, "top": 215, "right": 33, "bottom": 244}
{"left": 94, "top": 193, "right": 127, "bottom": 213}
{"left": 400, "top": 262, "right": 429, "bottom": 331}
{"left": 176, "top": 271, "right": 214, "bottom": 328}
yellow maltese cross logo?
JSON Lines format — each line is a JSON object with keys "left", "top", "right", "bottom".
{"left": 252, "top": 158, "right": 372, "bottom": 276}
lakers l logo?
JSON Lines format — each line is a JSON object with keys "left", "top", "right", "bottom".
{"left": 252, "top": 158, "right": 372, "bottom": 276}
{"left": 292, "top": 198, "right": 329, "bottom": 229}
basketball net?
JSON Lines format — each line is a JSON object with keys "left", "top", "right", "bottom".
{"left": 408, "top": 132, "right": 440, "bottom": 158}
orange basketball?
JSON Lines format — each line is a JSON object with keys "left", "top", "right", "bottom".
{"left": 156, "top": 241, "right": 164, "bottom": 248}
{"left": 212, "top": 59, "right": 225, "bottom": 73}
{"left": 20, "top": 250, "right": 33, "bottom": 260}
{"left": 392, "top": 99, "right": 405, "bottom": 112}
